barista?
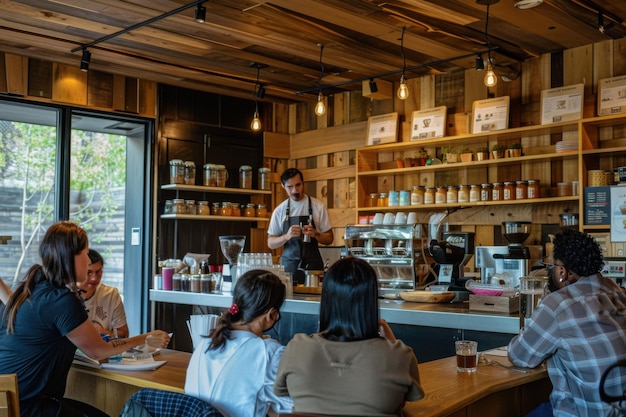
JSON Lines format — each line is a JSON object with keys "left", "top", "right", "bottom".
{"left": 267, "top": 168, "right": 333, "bottom": 284}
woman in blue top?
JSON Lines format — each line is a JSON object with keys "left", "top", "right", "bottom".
{"left": 0, "top": 221, "right": 170, "bottom": 417}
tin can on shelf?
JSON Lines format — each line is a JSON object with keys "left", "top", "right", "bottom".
{"left": 388, "top": 190, "right": 399, "bottom": 207}
{"left": 399, "top": 190, "right": 411, "bottom": 206}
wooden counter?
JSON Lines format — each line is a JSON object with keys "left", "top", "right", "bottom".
{"left": 66, "top": 349, "right": 550, "bottom": 417}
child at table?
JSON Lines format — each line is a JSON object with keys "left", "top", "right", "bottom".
{"left": 185, "top": 269, "right": 293, "bottom": 417}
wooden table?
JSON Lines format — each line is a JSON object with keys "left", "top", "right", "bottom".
{"left": 66, "top": 349, "right": 190, "bottom": 416}
{"left": 67, "top": 349, "right": 550, "bottom": 417}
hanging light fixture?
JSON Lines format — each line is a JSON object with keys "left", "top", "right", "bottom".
{"left": 475, "top": 54, "right": 485, "bottom": 71}
{"left": 477, "top": 0, "right": 499, "bottom": 87}
{"left": 397, "top": 26, "right": 409, "bottom": 100}
{"left": 80, "top": 48, "right": 91, "bottom": 72}
{"left": 314, "top": 44, "right": 326, "bottom": 116}
{"left": 250, "top": 62, "right": 267, "bottom": 132}
{"left": 194, "top": 3, "right": 206, "bottom": 23}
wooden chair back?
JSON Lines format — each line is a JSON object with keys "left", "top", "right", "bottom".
{"left": 0, "top": 373, "right": 19, "bottom": 417}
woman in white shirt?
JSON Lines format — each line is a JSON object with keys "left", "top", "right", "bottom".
{"left": 185, "top": 269, "right": 293, "bottom": 417}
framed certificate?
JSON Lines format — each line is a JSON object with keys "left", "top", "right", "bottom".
{"left": 540, "top": 84, "right": 584, "bottom": 125}
{"left": 598, "top": 75, "right": 626, "bottom": 116}
{"left": 410, "top": 106, "right": 447, "bottom": 140}
{"left": 366, "top": 112, "right": 398, "bottom": 146}
{"left": 471, "top": 96, "right": 510, "bottom": 134}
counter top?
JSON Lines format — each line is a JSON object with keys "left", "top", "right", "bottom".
{"left": 150, "top": 290, "right": 520, "bottom": 334}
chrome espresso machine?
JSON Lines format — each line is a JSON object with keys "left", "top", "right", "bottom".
{"left": 344, "top": 224, "right": 427, "bottom": 296}
{"left": 474, "top": 222, "right": 543, "bottom": 287}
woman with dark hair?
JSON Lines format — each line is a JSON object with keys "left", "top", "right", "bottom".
{"left": 184, "top": 269, "right": 293, "bottom": 417}
{"left": 508, "top": 229, "right": 626, "bottom": 417}
{"left": 0, "top": 221, "right": 170, "bottom": 417}
{"left": 274, "top": 257, "right": 424, "bottom": 416}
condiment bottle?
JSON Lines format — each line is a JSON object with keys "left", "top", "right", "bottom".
{"left": 481, "top": 184, "right": 492, "bottom": 201}
{"left": 503, "top": 181, "right": 515, "bottom": 200}
{"left": 527, "top": 179, "right": 540, "bottom": 199}
{"left": 469, "top": 185, "right": 480, "bottom": 202}
{"left": 458, "top": 185, "right": 470, "bottom": 203}
{"left": 446, "top": 185, "right": 458, "bottom": 204}
{"left": 424, "top": 187, "right": 435, "bottom": 204}
{"left": 492, "top": 182, "right": 503, "bottom": 201}
{"left": 244, "top": 203, "right": 256, "bottom": 217}
{"left": 411, "top": 185, "right": 424, "bottom": 205}
{"left": 369, "top": 193, "right": 378, "bottom": 207}
{"left": 377, "top": 192, "right": 388, "bottom": 207}
{"left": 515, "top": 180, "right": 528, "bottom": 200}
{"left": 435, "top": 186, "right": 447, "bottom": 204}
{"left": 256, "top": 204, "right": 268, "bottom": 218}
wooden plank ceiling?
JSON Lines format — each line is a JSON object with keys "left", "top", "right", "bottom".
{"left": 0, "top": 0, "right": 624, "bottom": 104}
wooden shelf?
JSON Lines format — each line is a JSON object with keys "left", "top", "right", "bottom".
{"left": 356, "top": 196, "right": 580, "bottom": 212}
{"left": 161, "top": 184, "right": 271, "bottom": 195}
{"left": 160, "top": 214, "right": 269, "bottom": 222}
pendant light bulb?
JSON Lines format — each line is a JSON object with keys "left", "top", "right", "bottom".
{"left": 251, "top": 111, "right": 262, "bottom": 132}
{"left": 397, "top": 75, "right": 409, "bottom": 100}
{"left": 484, "top": 63, "right": 497, "bottom": 87}
{"left": 315, "top": 92, "right": 326, "bottom": 116}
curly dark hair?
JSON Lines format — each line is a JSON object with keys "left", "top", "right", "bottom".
{"left": 553, "top": 229, "right": 603, "bottom": 277}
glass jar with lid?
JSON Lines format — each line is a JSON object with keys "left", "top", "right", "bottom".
{"left": 492, "top": 182, "right": 503, "bottom": 201}
{"left": 184, "top": 161, "right": 196, "bottom": 185}
{"left": 368, "top": 193, "right": 378, "bottom": 207}
{"left": 411, "top": 185, "right": 425, "bottom": 205}
{"left": 515, "top": 180, "right": 528, "bottom": 200}
{"left": 527, "top": 179, "right": 540, "bottom": 199}
{"left": 256, "top": 204, "right": 268, "bottom": 218}
{"left": 203, "top": 163, "right": 218, "bottom": 186}
{"left": 244, "top": 203, "right": 256, "bottom": 217}
{"left": 435, "top": 186, "right": 447, "bottom": 204}
{"left": 211, "top": 202, "right": 220, "bottom": 215}
{"left": 164, "top": 200, "right": 173, "bottom": 214}
{"left": 458, "top": 185, "right": 470, "bottom": 203}
{"left": 503, "top": 181, "right": 516, "bottom": 200}
{"left": 239, "top": 165, "right": 253, "bottom": 189}
{"left": 469, "top": 185, "right": 481, "bottom": 202}
{"left": 197, "top": 201, "right": 210, "bottom": 215}
{"left": 481, "top": 184, "right": 493, "bottom": 201}
{"left": 446, "top": 185, "right": 458, "bottom": 204}
{"left": 216, "top": 165, "right": 228, "bottom": 187}
{"left": 171, "top": 198, "right": 186, "bottom": 214}
{"left": 424, "top": 187, "right": 435, "bottom": 204}
{"left": 377, "top": 193, "right": 388, "bottom": 207}
{"left": 169, "top": 159, "right": 184, "bottom": 184}
{"left": 185, "top": 199, "right": 196, "bottom": 215}
{"left": 231, "top": 203, "right": 242, "bottom": 217}
{"left": 220, "top": 202, "right": 232, "bottom": 216}
{"left": 258, "top": 167, "right": 271, "bottom": 191}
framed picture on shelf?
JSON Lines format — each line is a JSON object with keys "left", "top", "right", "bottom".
{"left": 366, "top": 112, "right": 398, "bottom": 146}
{"left": 598, "top": 75, "right": 626, "bottom": 116}
{"left": 540, "top": 84, "right": 584, "bottom": 125}
{"left": 410, "top": 106, "right": 447, "bottom": 141}
{"left": 471, "top": 96, "right": 510, "bottom": 134}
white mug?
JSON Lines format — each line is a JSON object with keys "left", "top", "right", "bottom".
{"left": 383, "top": 212, "right": 395, "bottom": 225}
{"left": 373, "top": 213, "right": 384, "bottom": 225}
{"left": 395, "top": 212, "right": 407, "bottom": 224}
{"left": 407, "top": 212, "right": 417, "bottom": 224}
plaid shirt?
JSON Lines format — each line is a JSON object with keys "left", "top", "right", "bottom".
{"left": 120, "top": 388, "right": 223, "bottom": 417}
{"left": 508, "top": 274, "right": 626, "bottom": 417}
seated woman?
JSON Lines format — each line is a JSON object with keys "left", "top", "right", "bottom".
{"left": 0, "top": 221, "right": 170, "bottom": 417}
{"left": 185, "top": 269, "right": 293, "bottom": 417}
{"left": 274, "top": 257, "right": 424, "bottom": 416}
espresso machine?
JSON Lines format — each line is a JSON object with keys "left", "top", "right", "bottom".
{"left": 474, "top": 222, "right": 543, "bottom": 287}
{"left": 428, "top": 231, "right": 475, "bottom": 290}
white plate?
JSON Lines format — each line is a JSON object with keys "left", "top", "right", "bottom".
{"left": 101, "top": 360, "right": 167, "bottom": 371}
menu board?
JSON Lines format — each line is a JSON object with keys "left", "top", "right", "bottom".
{"left": 471, "top": 96, "right": 510, "bottom": 134}
{"left": 540, "top": 84, "right": 584, "bottom": 125}
{"left": 410, "top": 106, "right": 447, "bottom": 140}
{"left": 611, "top": 186, "right": 626, "bottom": 242}
{"left": 598, "top": 75, "right": 626, "bottom": 116}
{"left": 366, "top": 112, "right": 398, "bottom": 146}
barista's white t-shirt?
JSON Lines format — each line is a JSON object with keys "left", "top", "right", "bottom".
{"left": 83, "top": 283, "right": 127, "bottom": 332}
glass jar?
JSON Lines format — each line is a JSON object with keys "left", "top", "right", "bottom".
{"left": 503, "top": 181, "right": 515, "bottom": 200}
{"left": 172, "top": 273, "right": 182, "bottom": 291}
{"left": 244, "top": 203, "right": 256, "bottom": 217}
{"left": 185, "top": 199, "right": 196, "bottom": 215}
{"left": 171, "top": 198, "right": 186, "bottom": 214}
{"left": 169, "top": 159, "right": 184, "bottom": 184}
{"left": 411, "top": 185, "right": 425, "bottom": 205}
{"left": 258, "top": 167, "right": 271, "bottom": 190}
{"left": 197, "top": 201, "right": 210, "bottom": 215}
{"left": 180, "top": 273, "right": 191, "bottom": 292}
{"left": 424, "top": 187, "right": 435, "bottom": 204}
{"left": 492, "top": 182, "right": 503, "bottom": 201}
{"left": 256, "top": 204, "right": 268, "bottom": 218}
{"left": 211, "top": 202, "right": 221, "bottom": 215}
{"left": 231, "top": 203, "right": 242, "bottom": 217}
{"left": 481, "top": 184, "right": 493, "bottom": 201}
{"left": 527, "top": 179, "right": 540, "bottom": 199}
{"left": 377, "top": 193, "right": 388, "bottom": 207}
{"left": 435, "top": 186, "right": 447, "bottom": 204}
{"left": 203, "top": 163, "right": 218, "bottom": 186}
{"left": 200, "top": 274, "right": 211, "bottom": 294}
{"left": 458, "top": 185, "right": 470, "bottom": 203}
{"left": 190, "top": 274, "right": 201, "bottom": 293}
{"left": 446, "top": 185, "right": 458, "bottom": 204}
{"left": 369, "top": 193, "right": 378, "bottom": 207}
{"left": 388, "top": 190, "right": 399, "bottom": 207}
{"left": 399, "top": 190, "right": 411, "bottom": 206}
{"left": 220, "top": 202, "right": 232, "bottom": 216}
{"left": 515, "top": 180, "right": 528, "bottom": 200}
{"left": 239, "top": 165, "right": 253, "bottom": 189}
{"left": 184, "top": 161, "right": 196, "bottom": 185}
{"left": 470, "top": 185, "right": 480, "bottom": 202}
{"left": 216, "top": 165, "right": 228, "bottom": 187}
{"left": 164, "top": 200, "right": 173, "bottom": 214}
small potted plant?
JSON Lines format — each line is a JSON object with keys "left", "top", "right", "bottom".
{"left": 508, "top": 142, "right": 522, "bottom": 158}
{"left": 459, "top": 147, "right": 473, "bottom": 163}
{"left": 491, "top": 144, "right": 506, "bottom": 159}
{"left": 417, "top": 148, "right": 429, "bottom": 166}
{"left": 442, "top": 145, "right": 458, "bottom": 163}
{"left": 476, "top": 147, "right": 490, "bottom": 161}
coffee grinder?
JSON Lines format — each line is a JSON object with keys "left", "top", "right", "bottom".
{"left": 429, "top": 231, "right": 475, "bottom": 291}
{"left": 491, "top": 221, "right": 534, "bottom": 286}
